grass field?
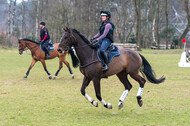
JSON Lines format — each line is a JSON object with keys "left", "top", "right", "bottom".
{"left": 0, "top": 48, "right": 190, "bottom": 126}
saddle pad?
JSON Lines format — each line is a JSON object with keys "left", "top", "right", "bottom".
{"left": 97, "top": 45, "right": 120, "bottom": 63}
{"left": 40, "top": 44, "right": 55, "bottom": 52}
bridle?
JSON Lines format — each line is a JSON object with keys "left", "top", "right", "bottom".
{"left": 19, "top": 41, "right": 39, "bottom": 54}
{"left": 61, "top": 30, "right": 92, "bottom": 50}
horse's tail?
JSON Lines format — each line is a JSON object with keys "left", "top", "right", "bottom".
{"left": 139, "top": 53, "right": 165, "bottom": 84}
{"left": 69, "top": 48, "right": 79, "bottom": 68}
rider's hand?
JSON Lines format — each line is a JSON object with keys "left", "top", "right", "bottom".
{"left": 91, "top": 39, "right": 98, "bottom": 44}
{"left": 90, "top": 37, "right": 95, "bottom": 42}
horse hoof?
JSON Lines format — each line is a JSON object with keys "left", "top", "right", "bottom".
{"left": 49, "top": 75, "right": 52, "bottom": 80}
{"left": 138, "top": 100, "right": 143, "bottom": 107}
{"left": 107, "top": 103, "right": 112, "bottom": 109}
{"left": 72, "top": 74, "right": 74, "bottom": 79}
{"left": 23, "top": 75, "right": 27, "bottom": 79}
{"left": 92, "top": 100, "right": 98, "bottom": 107}
{"left": 118, "top": 102, "right": 123, "bottom": 110}
{"left": 53, "top": 76, "right": 56, "bottom": 79}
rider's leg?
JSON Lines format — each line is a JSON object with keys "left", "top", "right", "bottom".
{"left": 43, "top": 40, "right": 51, "bottom": 58}
{"left": 100, "top": 39, "right": 111, "bottom": 72}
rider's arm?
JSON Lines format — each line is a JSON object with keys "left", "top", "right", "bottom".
{"left": 93, "top": 32, "right": 100, "bottom": 39}
{"left": 42, "top": 32, "right": 48, "bottom": 41}
{"left": 97, "top": 23, "right": 112, "bottom": 41}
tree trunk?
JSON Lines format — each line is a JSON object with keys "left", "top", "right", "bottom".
{"left": 156, "top": 0, "right": 160, "bottom": 49}
{"left": 12, "top": 0, "right": 16, "bottom": 27}
{"left": 134, "top": 0, "right": 141, "bottom": 49}
{"left": 35, "top": 0, "right": 40, "bottom": 40}
{"left": 21, "top": 0, "right": 26, "bottom": 38}
{"left": 165, "top": 0, "right": 169, "bottom": 49}
{"left": 142, "top": 0, "right": 151, "bottom": 48}
{"left": 179, "top": 0, "right": 190, "bottom": 48}
{"left": 8, "top": 0, "right": 12, "bottom": 37}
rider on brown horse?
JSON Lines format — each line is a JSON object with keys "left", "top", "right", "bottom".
{"left": 39, "top": 21, "right": 51, "bottom": 58}
{"left": 91, "top": 10, "right": 114, "bottom": 72}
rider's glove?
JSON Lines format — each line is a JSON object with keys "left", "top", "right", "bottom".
{"left": 91, "top": 39, "right": 98, "bottom": 44}
{"left": 90, "top": 37, "right": 95, "bottom": 42}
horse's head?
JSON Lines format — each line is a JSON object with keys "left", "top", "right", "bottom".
{"left": 18, "top": 39, "right": 27, "bottom": 55}
{"left": 58, "top": 28, "right": 76, "bottom": 53}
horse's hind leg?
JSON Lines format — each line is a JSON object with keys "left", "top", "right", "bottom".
{"left": 117, "top": 71, "right": 133, "bottom": 110}
{"left": 80, "top": 77, "right": 98, "bottom": 107}
{"left": 24, "top": 59, "right": 37, "bottom": 79}
{"left": 62, "top": 58, "right": 74, "bottom": 79}
{"left": 40, "top": 60, "right": 52, "bottom": 79}
{"left": 92, "top": 78, "right": 112, "bottom": 109}
{"left": 130, "top": 73, "right": 146, "bottom": 107}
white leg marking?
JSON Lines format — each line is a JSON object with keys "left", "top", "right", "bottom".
{"left": 85, "top": 93, "right": 93, "bottom": 102}
{"left": 118, "top": 90, "right": 129, "bottom": 110}
{"left": 137, "top": 87, "right": 143, "bottom": 97}
{"left": 101, "top": 99, "right": 106, "bottom": 106}
{"left": 119, "top": 90, "right": 129, "bottom": 102}
{"left": 71, "top": 74, "right": 74, "bottom": 79}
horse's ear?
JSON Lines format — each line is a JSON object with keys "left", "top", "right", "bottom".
{"left": 64, "top": 28, "right": 67, "bottom": 32}
{"left": 66, "top": 27, "right": 70, "bottom": 32}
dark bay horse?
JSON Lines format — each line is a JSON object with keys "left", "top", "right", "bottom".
{"left": 58, "top": 28, "right": 165, "bottom": 109}
{"left": 18, "top": 39, "right": 78, "bottom": 79}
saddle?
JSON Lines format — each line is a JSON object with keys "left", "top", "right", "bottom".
{"left": 97, "top": 44, "right": 120, "bottom": 64}
{"left": 40, "top": 40, "right": 55, "bottom": 52}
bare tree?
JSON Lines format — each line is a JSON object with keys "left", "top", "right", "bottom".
{"left": 12, "top": 0, "right": 16, "bottom": 27}
{"left": 156, "top": 0, "right": 160, "bottom": 49}
{"left": 179, "top": 0, "right": 190, "bottom": 48}
{"left": 165, "top": 0, "right": 170, "bottom": 49}
{"left": 21, "top": 0, "right": 26, "bottom": 38}
{"left": 134, "top": 0, "right": 141, "bottom": 48}
{"left": 8, "top": 0, "right": 12, "bottom": 37}
{"left": 35, "top": 0, "right": 40, "bottom": 39}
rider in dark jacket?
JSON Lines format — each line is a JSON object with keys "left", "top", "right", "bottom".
{"left": 39, "top": 21, "right": 51, "bottom": 58}
{"left": 91, "top": 10, "right": 115, "bottom": 72}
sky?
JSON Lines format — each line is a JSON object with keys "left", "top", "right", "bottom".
{"left": 7, "top": 0, "right": 28, "bottom": 4}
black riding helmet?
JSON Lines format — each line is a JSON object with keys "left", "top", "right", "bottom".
{"left": 100, "top": 10, "right": 111, "bottom": 18}
{"left": 40, "top": 21, "right": 45, "bottom": 26}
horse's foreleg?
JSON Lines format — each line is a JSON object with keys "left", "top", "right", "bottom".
{"left": 24, "top": 59, "right": 37, "bottom": 79}
{"left": 53, "top": 59, "right": 63, "bottom": 79}
{"left": 40, "top": 60, "right": 52, "bottom": 79}
{"left": 81, "top": 77, "right": 98, "bottom": 107}
{"left": 63, "top": 59, "right": 74, "bottom": 79}
{"left": 92, "top": 78, "right": 112, "bottom": 109}
{"left": 130, "top": 74, "right": 146, "bottom": 107}
{"left": 117, "top": 71, "right": 133, "bottom": 110}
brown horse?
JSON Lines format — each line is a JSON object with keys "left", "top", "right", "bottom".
{"left": 58, "top": 28, "right": 165, "bottom": 109}
{"left": 18, "top": 38, "right": 78, "bottom": 79}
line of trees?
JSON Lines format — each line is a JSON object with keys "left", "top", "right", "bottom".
{"left": 1, "top": 0, "right": 190, "bottom": 49}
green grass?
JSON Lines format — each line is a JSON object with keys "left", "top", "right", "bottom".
{"left": 0, "top": 48, "right": 190, "bottom": 126}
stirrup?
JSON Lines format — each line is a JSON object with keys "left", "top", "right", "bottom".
{"left": 102, "top": 64, "right": 109, "bottom": 72}
{"left": 46, "top": 54, "right": 51, "bottom": 58}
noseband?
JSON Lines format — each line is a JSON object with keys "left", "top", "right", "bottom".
{"left": 19, "top": 41, "right": 39, "bottom": 53}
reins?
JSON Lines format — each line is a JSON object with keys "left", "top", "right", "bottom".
{"left": 20, "top": 41, "right": 40, "bottom": 55}
{"left": 68, "top": 33, "right": 100, "bottom": 68}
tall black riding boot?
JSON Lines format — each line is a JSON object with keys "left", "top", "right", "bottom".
{"left": 101, "top": 51, "right": 109, "bottom": 72}
{"left": 45, "top": 47, "right": 51, "bottom": 58}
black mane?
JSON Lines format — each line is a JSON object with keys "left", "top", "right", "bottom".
{"left": 21, "top": 38, "right": 39, "bottom": 44}
{"left": 72, "top": 29, "right": 91, "bottom": 45}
